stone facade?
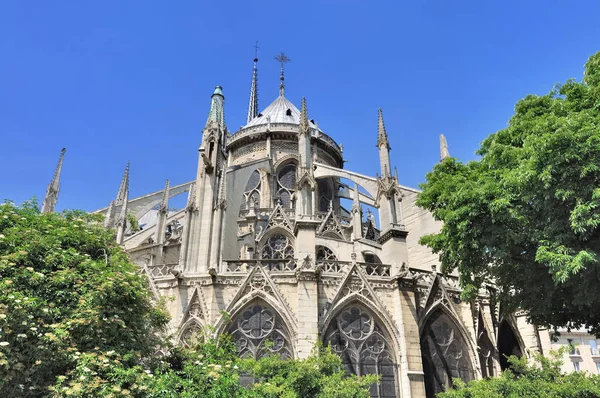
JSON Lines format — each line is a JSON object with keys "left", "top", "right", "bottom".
{"left": 85, "top": 66, "right": 554, "bottom": 397}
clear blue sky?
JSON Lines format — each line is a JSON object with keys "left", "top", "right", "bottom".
{"left": 1, "top": 1, "right": 599, "bottom": 211}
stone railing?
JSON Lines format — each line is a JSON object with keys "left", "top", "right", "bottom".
{"left": 239, "top": 207, "right": 295, "bottom": 219}
{"left": 359, "top": 262, "right": 391, "bottom": 277}
{"left": 224, "top": 259, "right": 297, "bottom": 273}
{"left": 317, "top": 260, "right": 352, "bottom": 273}
{"left": 146, "top": 263, "right": 177, "bottom": 278}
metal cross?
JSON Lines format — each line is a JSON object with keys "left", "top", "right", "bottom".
{"left": 274, "top": 52, "right": 291, "bottom": 67}
{"left": 254, "top": 41, "right": 259, "bottom": 59}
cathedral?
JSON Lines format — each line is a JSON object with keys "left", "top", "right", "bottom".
{"left": 42, "top": 55, "right": 556, "bottom": 398}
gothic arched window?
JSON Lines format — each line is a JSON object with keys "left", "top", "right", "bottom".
{"left": 325, "top": 305, "right": 398, "bottom": 398}
{"left": 261, "top": 234, "right": 294, "bottom": 260}
{"left": 228, "top": 302, "right": 293, "bottom": 360}
{"left": 180, "top": 321, "right": 203, "bottom": 348}
{"left": 276, "top": 164, "right": 296, "bottom": 208}
{"left": 240, "top": 170, "right": 261, "bottom": 211}
{"left": 497, "top": 319, "right": 523, "bottom": 371}
{"left": 421, "top": 309, "right": 475, "bottom": 397}
{"left": 317, "top": 178, "right": 334, "bottom": 212}
{"left": 316, "top": 245, "right": 340, "bottom": 272}
{"left": 476, "top": 312, "right": 496, "bottom": 378}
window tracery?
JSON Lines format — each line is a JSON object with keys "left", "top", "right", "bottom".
{"left": 260, "top": 234, "right": 294, "bottom": 260}
{"left": 421, "top": 310, "right": 474, "bottom": 397}
{"left": 276, "top": 164, "right": 296, "bottom": 208}
{"left": 240, "top": 170, "right": 261, "bottom": 211}
{"left": 228, "top": 303, "right": 293, "bottom": 360}
{"left": 325, "top": 305, "right": 397, "bottom": 398}
{"left": 316, "top": 245, "right": 343, "bottom": 273}
{"left": 180, "top": 321, "right": 203, "bottom": 348}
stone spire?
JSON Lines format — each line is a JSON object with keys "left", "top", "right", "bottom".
{"left": 155, "top": 179, "right": 170, "bottom": 245}
{"left": 159, "top": 179, "right": 170, "bottom": 214}
{"left": 299, "top": 97, "right": 310, "bottom": 136}
{"left": 440, "top": 134, "right": 450, "bottom": 160}
{"left": 41, "top": 148, "right": 66, "bottom": 213}
{"left": 115, "top": 162, "right": 130, "bottom": 206}
{"left": 247, "top": 50, "right": 259, "bottom": 123}
{"left": 115, "top": 163, "right": 130, "bottom": 244}
{"left": 376, "top": 109, "right": 391, "bottom": 178}
{"left": 377, "top": 108, "right": 390, "bottom": 149}
{"left": 298, "top": 97, "right": 311, "bottom": 169}
{"left": 205, "top": 86, "right": 226, "bottom": 132}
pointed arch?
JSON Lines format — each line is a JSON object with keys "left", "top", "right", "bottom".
{"left": 322, "top": 301, "right": 399, "bottom": 398}
{"left": 497, "top": 317, "right": 524, "bottom": 370}
{"left": 225, "top": 298, "right": 295, "bottom": 360}
{"left": 477, "top": 311, "right": 497, "bottom": 378}
{"left": 257, "top": 228, "right": 296, "bottom": 271}
{"left": 177, "top": 318, "right": 205, "bottom": 348}
{"left": 420, "top": 305, "right": 476, "bottom": 397}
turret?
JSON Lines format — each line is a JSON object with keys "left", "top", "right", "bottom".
{"left": 200, "top": 86, "right": 226, "bottom": 175}
{"left": 41, "top": 148, "right": 66, "bottom": 213}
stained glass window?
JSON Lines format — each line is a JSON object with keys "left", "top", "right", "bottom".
{"left": 240, "top": 170, "right": 261, "bottom": 211}
{"left": 325, "top": 305, "right": 398, "bottom": 398}
{"left": 228, "top": 303, "right": 293, "bottom": 360}
{"left": 421, "top": 310, "right": 474, "bottom": 397}
{"left": 276, "top": 164, "right": 296, "bottom": 208}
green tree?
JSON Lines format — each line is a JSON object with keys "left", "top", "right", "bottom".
{"left": 439, "top": 351, "right": 600, "bottom": 398}
{"left": 0, "top": 200, "right": 169, "bottom": 397}
{"left": 417, "top": 51, "right": 600, "bottom": 333}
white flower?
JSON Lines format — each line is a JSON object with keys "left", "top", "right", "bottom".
{"left": 17, "top": 334, "right": 27, "bottom": 338}
{"left": 0, "top": 234, "right": 5, "bottom": 239}
{"left": 0, "top": 342, "right": 9, "bottom": 346}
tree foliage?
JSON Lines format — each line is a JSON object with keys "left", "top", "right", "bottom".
{"left": 417, "top": 51, "right": 600, "bottom": 333}
{"left": 439, "top": 351, "right": 600, "bottom": 398}
{"left": 0, "top": 200, "right": 169, "bottom": 396}
{"left": 0, "top": 201, "right": 374, "bottom": 397}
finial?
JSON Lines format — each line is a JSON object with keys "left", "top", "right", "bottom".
{"left": 440, "top": 134, "right": 450, "bottom": 160}
{"left": 274, "top": 52, "right": 290, "bottom": 97}
{"left": 116, "top": 162, "right": 130, "bottom": 205}
{"left": 377, "top": 108, "right": 390, "bottom": 149}
{"left": 247, "top": 42, "right": 259, "bottom": 123}
{"left": 159, "top": 179, "right": 170, "bottom": 213}
{"left": 41, "top": 147, "right": 66, "bottom": 214}
{"left": 185, "top": 182, "right": 196, "bottom": 211}
{"left": 299, "top": 97, "right": 310, "bottom": 136}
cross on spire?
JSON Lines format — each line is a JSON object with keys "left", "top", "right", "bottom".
{"left": 253, "top": 41, "right": 259, "bottom": 61}
{"left": 274, "top": 52, "right": 290, "bottom": 96}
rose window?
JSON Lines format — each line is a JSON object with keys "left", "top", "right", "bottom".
{"left": 261, "top": 234, "right": 294, "bottom": 260}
